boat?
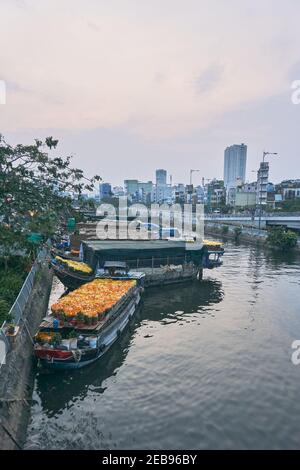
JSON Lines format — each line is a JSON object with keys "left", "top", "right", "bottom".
{"left": 50, "top": 258, "right": 145, "bottom": 290}
{"left": 50, "top": 247, "right": 81, "bottom": 261}
{"left": 34, "top": 277, "right": 144, "bottom": 370}
{"left": 50, "top": 257, "right": 95, "bottom": 290}
{"left": 201, "top": 240, "right": 224, "bottom": 269}
{"left": 96, "top": 261, "right": 146, "bottom": 284}
{"left": 50, "top": 239, "right": 224, "bottom": 290}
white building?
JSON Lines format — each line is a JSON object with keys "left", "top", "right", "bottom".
{"left": 256, "top": 162, "right": 269, "bottom": 206}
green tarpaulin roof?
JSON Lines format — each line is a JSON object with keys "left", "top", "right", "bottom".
{"left": 82, "top": 240, "right": 204, "bottom": 268}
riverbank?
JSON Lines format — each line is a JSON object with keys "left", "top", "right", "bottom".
{"left": 205, "top": 222, "right": 300, "bottom": 252}
{"left": 0, "top": 262, "right": 53, "bottom": 449}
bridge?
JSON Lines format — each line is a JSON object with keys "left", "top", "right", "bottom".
{"left": 204, "top": 215, "right": 300, "bottom": 233}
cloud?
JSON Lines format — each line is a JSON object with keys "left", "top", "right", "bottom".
{"left": 0, "top": 0, "right": 300, "bottom": 139}
{"left": 194, "top": 65, "right": 223, "bottom": 94}
{"left": 87, "top": 21, "right": 101, "bottom": 33}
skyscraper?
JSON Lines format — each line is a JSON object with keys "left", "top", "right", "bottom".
{"left": 156, "top": 169, "right": 167, "bottom": 186}
{"left": 224, "top": 144, "right": 247, "bottom": 188}
{"left": 99, "top": 182, "right": 112, "bottom": 200}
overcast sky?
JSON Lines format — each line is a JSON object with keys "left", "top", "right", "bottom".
{"left": 1, "top": 0, "right": 300, "bottom": 186}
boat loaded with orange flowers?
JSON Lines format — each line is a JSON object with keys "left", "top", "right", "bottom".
{"left": 34, "top": 277, "right": 144, "bottom": 370}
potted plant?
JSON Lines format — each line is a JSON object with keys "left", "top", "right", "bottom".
{"left": 76, "top": 312, "right": 85, "bottom": 325}
{"left": 49, "top": 333, "right": 62, "bottom": 347}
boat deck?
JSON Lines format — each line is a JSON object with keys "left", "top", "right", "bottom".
{"left": 39, "top": 284, "right": 140, "bottom": 333}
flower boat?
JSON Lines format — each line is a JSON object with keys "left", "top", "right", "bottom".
{"left": 34, "top": 278, "right": 143, "bottom": 370}
{"left": 50, "top": 256, "right": 95, "bottom": 290}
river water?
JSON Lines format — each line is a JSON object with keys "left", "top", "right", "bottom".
{"left": 25, "top": 240, "right": 300, "bottom": 450}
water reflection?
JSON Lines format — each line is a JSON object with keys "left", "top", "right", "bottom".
{"left": 34, "top": 279, "right": 224, "bottom": 416}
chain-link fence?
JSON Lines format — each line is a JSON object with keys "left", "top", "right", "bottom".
{"left": 0, "top": 245, "right": 49, "bottom": 371}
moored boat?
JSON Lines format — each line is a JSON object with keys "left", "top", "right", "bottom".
{"left": 50, "top": 239, "right": 225, "bottom": 290}
{"left": 34, "top": 278, "right": 143, "bottom": 370}
{"left": 50, "top": 256, "right": 95, "bottom": 290}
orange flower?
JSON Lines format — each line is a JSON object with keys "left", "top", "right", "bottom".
{"left": 51, "top": 279, "right": 136, "bottom": 319}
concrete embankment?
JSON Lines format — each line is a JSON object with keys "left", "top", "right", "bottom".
{"left": 0, "top": 263, "right": 53, "bottom": 450}
{"left": 205, "top": 222, "right": 300, "bottom": 252}
{"left": 205, "top": 222, "right": 267, "bottom": 246}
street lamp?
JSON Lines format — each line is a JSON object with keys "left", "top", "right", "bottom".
{"left": 263, "top": 151, "right": 278, "bottom": 163}
{"left": 190, "top": 169, "right": 200, "bottom": 186}
{"left": 202, "top": 178, "right": 212, "bottom": 212}
{"left": 258, "top": 151, "right": 278, "bottom": 230}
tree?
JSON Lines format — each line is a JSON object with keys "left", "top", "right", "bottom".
{"left": 0, "top": 226, "right": 30, "bottom": 270}
{"left": 278, "top": 199, "right": 300, "bottom": 213}
{"left": 221, "top": 225, "right": 229, "bottom": 235}
{"left": 267, "top": 226, "right": 298, "bottom": 251}
{"left": 234, "top": 226, "right": 242, "bottom": 241}
{"left": 0, "top": 135, "right": 101, "bottom": 258}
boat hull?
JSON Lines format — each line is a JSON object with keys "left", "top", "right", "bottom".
{"left": 36, "top": 293, "right": 141, "bottom": 370}
{"left": 51, "top": 263, "right": 94, "bottom": 290}
{"left": 52, "top": 261, "right": 200, "bottom": 290}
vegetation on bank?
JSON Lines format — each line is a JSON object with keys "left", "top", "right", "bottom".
{"left": 266, "top": 226, "right": 298, "bottom": 251}
{"left": 0, "top": 256, "right": 31, "bottom": 325}
{"left": 234, "top": 226, "right": 242, "bottom": 241}
{"left": 221, "top": 225, "right": 229, "bottom": 235}
{"left": 0, "top": 135, "right": 101, "bottom": 325}
{"left": 273, "top": 199, "right": 300, "bottom": 213}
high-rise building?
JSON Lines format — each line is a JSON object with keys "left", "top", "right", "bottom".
{"left": 99, "top": 182, "right": 112, "bottom": 200}
{"left": 224, "top": 144, "right": 247, "bottom": 188}
{"left": 156, "top": 169, "right": 167, "bottom": 186}
{"left": 124, "top": 179, "right": 153, "bottom": 203}
{"left": 152, "top": 184, "right": 173, "bottom": 204}
{"left": 124, "top": 179, "right": 139, "bottom": 196}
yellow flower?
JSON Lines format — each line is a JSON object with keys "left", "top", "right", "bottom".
{"left": 55, "top": 256, "right": 93, "bottom": 274}
{"left": 203, "top": 240, "right": 223, "bottom": 248}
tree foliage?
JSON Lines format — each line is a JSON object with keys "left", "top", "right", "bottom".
{"left": 234, "top": 226, "right": 242, "bottom": 241}
{"left": 277, "top": 199, "right": 300, "bottom": 213}
{"left": 0, "top": 135, "right": 100, "bottom": 256}
{"left": 267, "top": 226, "right": 298, "bottom": 251}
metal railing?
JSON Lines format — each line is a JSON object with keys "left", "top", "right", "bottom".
{"left": 0, "top": 328, "right": 10, "bottom": 365}
{"left": 0, "top": 246, "right": 49, "bottom": 329}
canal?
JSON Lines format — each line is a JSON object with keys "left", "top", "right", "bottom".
{"left": 25, "top": 240, "right": 300, "bottom": 450}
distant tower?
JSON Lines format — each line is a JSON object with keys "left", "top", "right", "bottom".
{"left": 156, "top": 169, "right": 167, "bottom": 186}
{"left": 224, "top": 144, "right": 247, "bottom": 188}
{"left": 99, "top": 182, "right": 112, "bottom": 200}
